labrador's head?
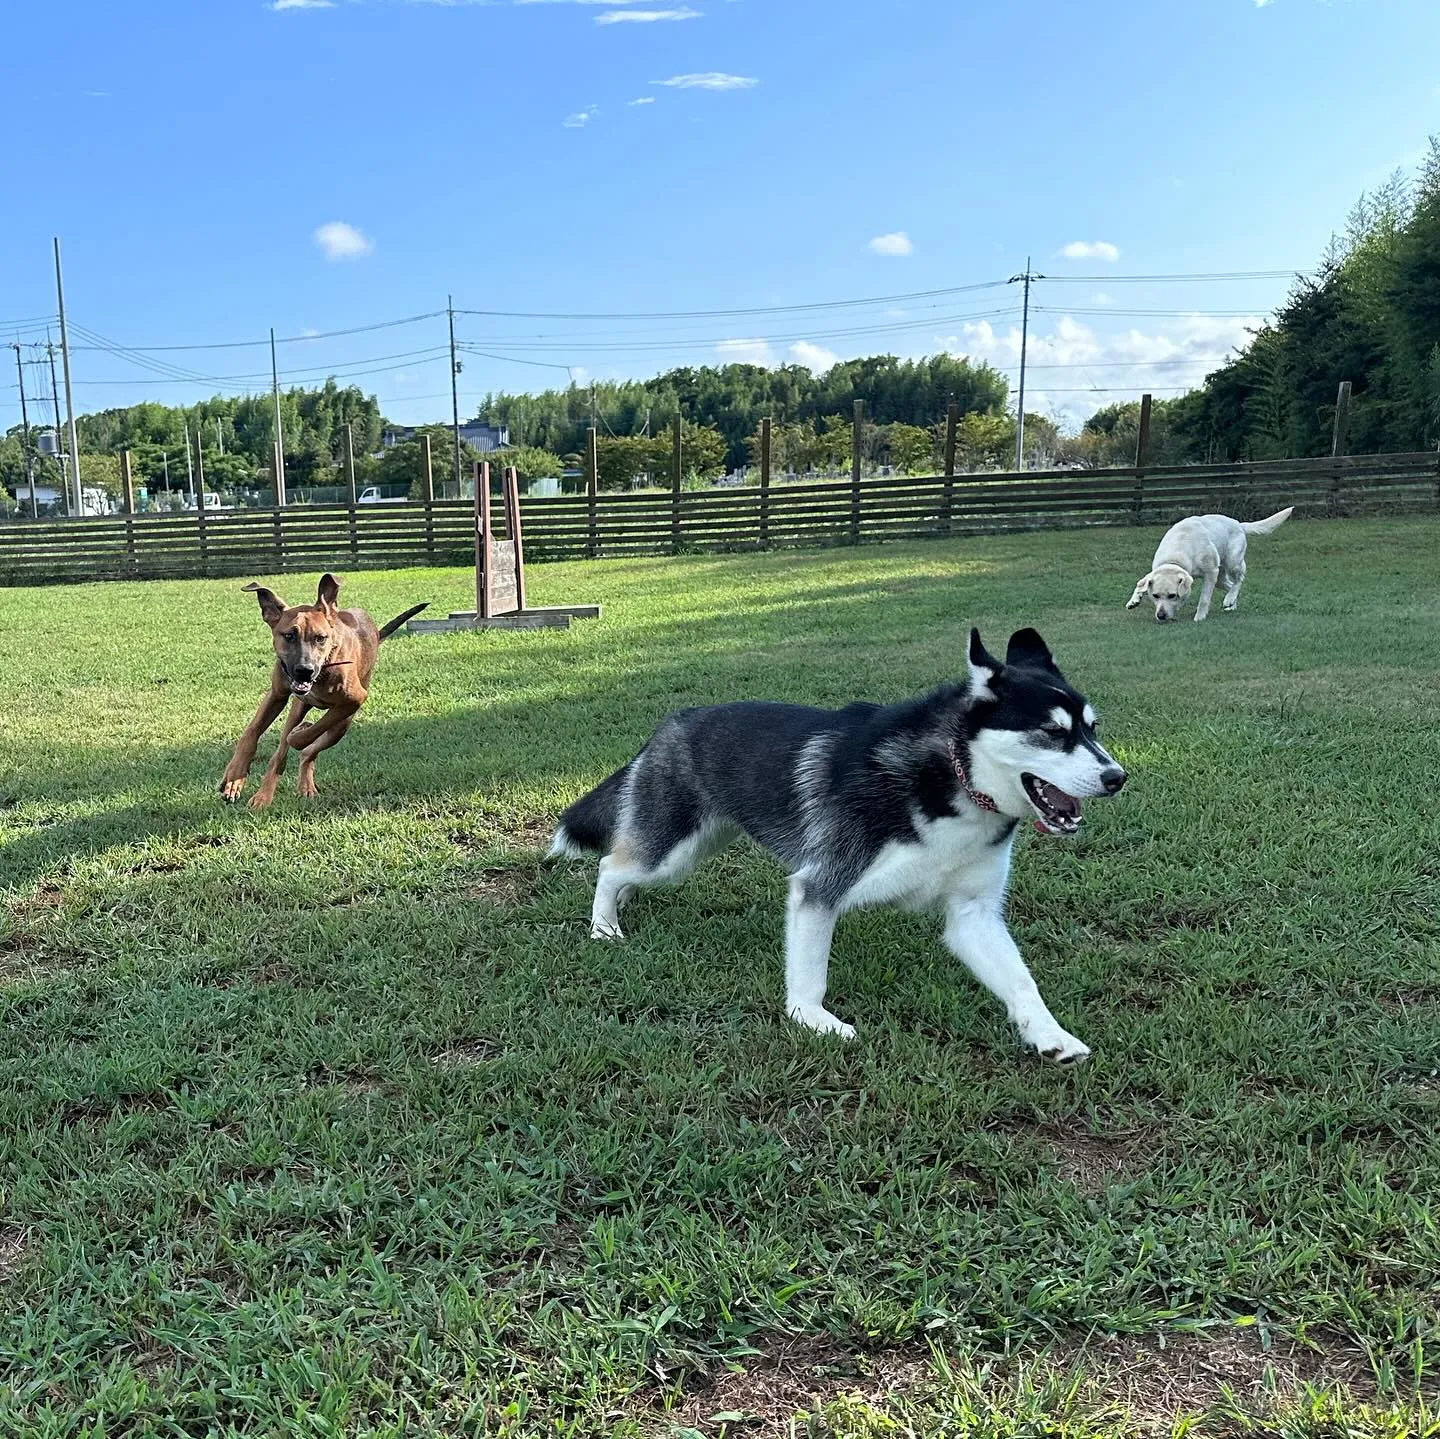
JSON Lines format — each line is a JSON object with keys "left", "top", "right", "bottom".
{"left": 1125, "top": 564, "right": 1192, "bottom": 623}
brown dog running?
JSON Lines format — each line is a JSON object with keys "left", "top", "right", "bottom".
{"left": 220, "top": 573, "right": 426, "bottom": 810}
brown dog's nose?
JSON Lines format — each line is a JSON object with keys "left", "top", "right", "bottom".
{"left": 1100, "top": 766, "right": 1127, "bottom": 794}
{"left": 292, "top": 663, "right": 315, "bottom": 681}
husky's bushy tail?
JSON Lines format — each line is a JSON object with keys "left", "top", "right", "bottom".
{"left": 1241, "top": 506, "right": 1294, "bottom": 537}
{"left": 548, "top": 762, "right": 631, "bottom": 857}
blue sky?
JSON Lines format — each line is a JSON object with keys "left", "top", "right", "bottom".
{"left": 3, "top": 0, "right": 1438, "bottom": 432}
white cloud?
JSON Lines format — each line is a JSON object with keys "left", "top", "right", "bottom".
{"left": 716, "top": 338, "right": 776, "bottom": 366}
{"left": 1058, "top": 240, "right": 1120, "bottom": 261}
{"left": 563, "top": 106, "right": 599, "bottom": 127}
{"left": 596, "top": 6, "right": 700, "bottom": 19}
{"left": 936, "top": 311, "right": 1257, "bottom": 427}
{"left": 868, "top": 231, "right": 913, "bottom": 257}
{"left": 627, "top": 96, "right": 656, "bottom": 105}
{"left": 1254, "top": 0, "right": 1275, "bottom": 7}
{"left": 789, "top": 341, "right": 839, "bottom": 372}
{"left": 313, "top": 221, "right": 373, "bottom": 260}
{"left": 272, "top": 0, "right": 335, "bottom": 10}
{"left": 653, "top": 71, "right": 757, "bottom": 90}
{"left": 1090, "top": 292, "right": 1114, "bottom": 306}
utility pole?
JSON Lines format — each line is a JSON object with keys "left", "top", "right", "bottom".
{"left": 448, "top": 296, "right": 463, "bottom": 496}
{"left": 53, "top": 237, "right": 82, "bottom": 512}
{"left": 215, "top": 416, "right": 224, "bottom": 454}
{"left": 11, "top": 344, "right": 38, "bottom": 518}
{"left": 1008, "top": 256, "right": 1042, "bottom": 471}
{"left": 184, "top": 422, "right": 195, "bottom": 497}
{"left": 270, "top": 327, "right": 287, "bottom": 505}
{"left": 45, "top": 338, "right": 69, "bottom": 516}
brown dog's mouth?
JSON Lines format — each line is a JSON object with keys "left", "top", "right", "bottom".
{"left": 1022, "top": 773, "right": 1081, "bottom": 835}
{"left": 289, "top": 679, "right": 314, "bottom": 697}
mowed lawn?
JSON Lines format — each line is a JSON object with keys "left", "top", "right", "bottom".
{"left": 1, "top": 517, "right": 1438, "bottom": 1438}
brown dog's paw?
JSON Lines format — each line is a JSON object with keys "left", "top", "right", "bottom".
{"left": 297, "top": 772, "right": 318, "bottom": 799}
{"left": 247, "top": 790, "right": 275, "bottom": 812}
{"left": 219, "top": 777, "right": 246, "bottom": 803}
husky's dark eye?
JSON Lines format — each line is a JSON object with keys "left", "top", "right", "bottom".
{"left": 1042, "top": 724, "right": 1068, "bottom": 739}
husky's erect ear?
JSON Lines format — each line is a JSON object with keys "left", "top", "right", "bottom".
{"left": 316, "top": 573, "right": 340, "bottom": 612}
{"left": 1005, "top": 628, "right": 1059, "bottom": 673}
{"left": 243, "top": 582, "right": 286, "bottom": 626}
{"left": 967, "top": 627, "right": 1002, "bottom": 701}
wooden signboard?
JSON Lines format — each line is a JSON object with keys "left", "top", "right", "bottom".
{"left": 408, "top": 461, "right": 600, "bottom": 634}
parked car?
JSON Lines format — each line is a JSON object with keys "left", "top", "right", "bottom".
{"left": 357, "top": 486, "right": 407, "bottom": 504}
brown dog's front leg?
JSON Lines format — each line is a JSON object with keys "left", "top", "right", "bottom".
{"left": 294, "top": 704, "right": 359, "bottom": 798}
{"left": 248, "top": 697, "right": 311, "bottom": 810}
{"left": 220, "top": 690, "right": 288, "bottom": 803}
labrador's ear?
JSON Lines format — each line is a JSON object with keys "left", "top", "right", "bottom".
{"left": 316, "top": 573, "right": 341, "bottom": 612}
{"left": 967, "top": 627, "right": 1002, "bottom": 701}
{"left": 1125, "top": 573, "right": 1154, "bottom": 610}
{"left": 243, "top": 582, "right": 286, "bottom": 626}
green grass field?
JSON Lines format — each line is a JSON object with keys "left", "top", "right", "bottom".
{"left": 2, "top": 517, "right": 1438, "bottom": 1437}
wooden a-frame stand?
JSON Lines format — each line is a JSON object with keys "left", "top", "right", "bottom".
{"left": 407, "top": 460, "right": 600, "bottom": 633}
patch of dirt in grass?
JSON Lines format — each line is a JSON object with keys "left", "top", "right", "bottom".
{"left": 1061, "top": 1327, "right": 1379, "bottom": 1422}
{"left": 1041, "top": 1119, "right": 1143, "bottom": 1194}
{"left": 465, "top": 867, "right": 538, "bottom": 907}
{"left": 0, "top": 1225, "right": 28, "bottom": 1281}
{"left": 1375, "top": 987, "right": 1438, "bottom": 1015}
{"left": 649, "top": 1336, "right": 927, "bottom": 1438}
{"left": 430, "top": 1037, "right": 503, "bottom": 1069}
{"left": 645, "top": 1328, "right": 1384, "bottom": 1438}
{"left": 60, "top": 1092, "right": 173, "bottom": 1127}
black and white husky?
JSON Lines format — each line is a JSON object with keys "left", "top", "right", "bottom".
{"left": 550, "top": 629, "right": 1127, "bottom": 1064}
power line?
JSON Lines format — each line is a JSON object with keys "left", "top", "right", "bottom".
{"left": 65, "top": 311, "right": 447, "bottom": 354}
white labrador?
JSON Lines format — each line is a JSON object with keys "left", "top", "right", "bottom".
{"left": 1126, "top": 507, "right": 1293, "bottom": 623}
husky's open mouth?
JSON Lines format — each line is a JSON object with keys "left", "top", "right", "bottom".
{"left": 1021, "top": 773, "right": 1082, "bottom": 835}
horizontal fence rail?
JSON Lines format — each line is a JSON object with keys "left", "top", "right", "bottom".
{"left": 1, "top": 451, "right": 1436, "bottom": 587}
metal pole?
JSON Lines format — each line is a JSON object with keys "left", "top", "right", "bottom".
{"left": 448, "top": 296, "right": 462, "bottom": 497}
{"left": 53, "top": 238, "right": 82, "bottom": 512}
{"left": 184, "top": 422, "right": 195, "bottom": 497}
{"left": 270, "top": 327, "right": 287, "bottom": 505}
{"left": 1009, "top": 257, "right": 1041, "bottom": 471}
{"left": 45, "top": 338, "right": 69, "bottom": 516}
{"left": 12, "top": 344, "right": 38, "bottom": 518}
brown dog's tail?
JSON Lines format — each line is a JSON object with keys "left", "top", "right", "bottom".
{"left": 378, "top": 603, "right": 428, "bottom": 640}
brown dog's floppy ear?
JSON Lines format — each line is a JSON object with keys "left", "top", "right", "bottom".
{"left": 316, "top": 573, "right": 340, "bottom": 612}
{"left": 243, "top": 582, "right": 286, "bottom": 626}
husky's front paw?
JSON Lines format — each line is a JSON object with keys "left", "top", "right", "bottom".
{"left": 1020, "top": 1017, "right": 1091, "bottom": 1066}
{"left": 788, "top": 1004, "right": 856, "bottom": 1041}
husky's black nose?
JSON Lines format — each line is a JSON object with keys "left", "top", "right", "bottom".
{"left": 1100, "top": 766, "right": 1127, "bottom": 794}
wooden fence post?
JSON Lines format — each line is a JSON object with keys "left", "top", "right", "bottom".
{"left": 477, "top": 460, "right": 493, "bottom": 618}
{"left": 419, "top": 432, "right": 435, "bottom": 562}
{"left": 344, "top": 421, "right": 359, "bottom": 564}
{"left": 120, "top": 449, "right": 137, "bottom": 572}
{"left": 759, "top": 416, "right": 771, "bottom": 549}
{"left": 670, "top": 415, "right": 683, "bottom": 554}
{"left": 506, "top": 466, "right": 526, "bottom": 612}
{"left": 586, "top": 426, "right": 599, "bottom": 560}
{"left": 192, "top": 428, "right": 209, "bottom": 574}
{"left": 1133, "top": 392, "right": 1152, "bottom": 523}
{"left": 850, "top": 399, "right": 863, "bottom": 545}
{"left": 942, "top": 402, "right": 958, "bottom": 536}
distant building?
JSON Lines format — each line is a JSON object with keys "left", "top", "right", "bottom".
{"left": 381, "top": 421, "right": 510, "bottom": 453}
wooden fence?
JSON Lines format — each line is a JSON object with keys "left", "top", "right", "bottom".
{"left": 1, "top": 451, "right": 1436, "bottom": 587}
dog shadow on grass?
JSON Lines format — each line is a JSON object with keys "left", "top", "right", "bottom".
{"left": 1, "top": 572, "right": 1114, "bottom": 893}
